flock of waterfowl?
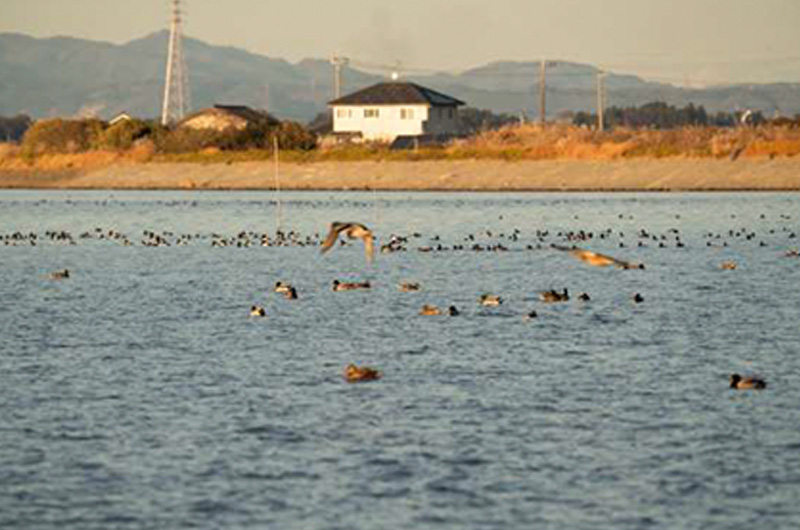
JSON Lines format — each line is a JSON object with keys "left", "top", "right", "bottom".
{"left": 16, "top": 213, "right": 799, "bottom": 389}
{"left": 249, "top": 220, "right": 791, "bottom": 387}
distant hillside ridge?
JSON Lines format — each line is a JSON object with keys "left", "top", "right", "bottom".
{"left": 2, "top": 31, "right": 799, "bottom": 122}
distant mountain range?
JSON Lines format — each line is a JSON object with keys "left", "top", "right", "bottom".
{"left": 2, "top": 31, "right": 799, "bottom": 122}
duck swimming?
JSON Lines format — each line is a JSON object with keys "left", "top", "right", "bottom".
{"left": 274, "top": 281, "right": 293, "bottom": 294}
{"left": 540, "top": 288, "right": 569, "bottom": 303}
{"left": 283, "top": 286, "right": 298, "bottom": 300}
{"left": 332, "top": 279, "right": 371, "bottom": 292}
{"left": 420, "top": 304, "right": 460, "bottom": 316}
{"left": 49, "top": 269, "right": 70, "bottom": 280}
{"left": 399, "top": 282, "right": 421, "bottom": 292}
{"left": 250, "top": 305, "right": 266, "bottom": 317}
{"left": 480, "top": 294, "right": 503, "bottom": 306}
{"left": 721, "top": 261, "right": 737, "bottom": 270}
{"left": 729, "top": 373, "right": 766, "bottom": 390}
{"left": 344, "top": 364, "right": 382, "bottom": 382}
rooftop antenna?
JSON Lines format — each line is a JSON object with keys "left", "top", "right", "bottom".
{"left": 391, "top": 60, "right": 403, "bottom": 81}
{"left": 161, "top": 0, "right": 191, "bottom": 125}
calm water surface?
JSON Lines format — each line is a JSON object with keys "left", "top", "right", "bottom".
{"left": 1, "top": 190, "right": 800, "bottom": 529}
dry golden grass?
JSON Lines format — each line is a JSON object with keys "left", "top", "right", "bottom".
{"left": 442, "top": 124, "right": 800, "bottom": 160}
{"left": 0, "top": 150, "right": 130, "bottom": 171}
{"left": 0, "top": 143, "right": 20, "bottom": 168}
{"left": 2, "top": 125, "right": 799, "bottom": 172}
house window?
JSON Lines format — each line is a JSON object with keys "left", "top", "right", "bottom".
{"left": 364, "top": 108, "right": 380, "bottom": 118}
{"left": 448, "top": 108, "right": 454, "bottom": 119}
{"left": 336, "top": 108, "right": 347, "bottom": 118}
{"left": 400, "top": 108, "right": 414, "bottom": 120}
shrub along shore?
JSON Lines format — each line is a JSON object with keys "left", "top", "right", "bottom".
{"left": 2, "top": 124, "right": 800, "bottom": 191}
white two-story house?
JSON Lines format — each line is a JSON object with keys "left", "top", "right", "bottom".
{"left": 329, "top": 81, "right": 465, "bottom": 143}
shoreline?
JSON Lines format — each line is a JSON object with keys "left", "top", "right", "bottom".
{"left": 1, "top": 158, "right": 800, "bottom": 192}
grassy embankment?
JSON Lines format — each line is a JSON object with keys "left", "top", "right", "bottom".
{"left": 1, "top": 124, "right": 800, "bottom": 172}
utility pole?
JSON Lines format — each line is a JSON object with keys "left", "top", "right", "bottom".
{"left": 161, "top": 0, "right": 190, "bottom": 125}
{"left": 539, "top": 59, "right": 557, "bottom": 125}
{"left": 597, "top": 71, "right": 606, "bottom": 131}
{"left": 539, "top": 59, "right": 547, "bottom": 125}
{"left": 330, "top": 55, "right": 349, "bottom": 99}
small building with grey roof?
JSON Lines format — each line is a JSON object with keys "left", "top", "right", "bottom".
{"left": 178, "top": 105, "right": 279, "bottom": 131}
{"left": 328, "top": 81, "right": 465, "bottom": 143}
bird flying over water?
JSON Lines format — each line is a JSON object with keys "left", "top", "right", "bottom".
{"left": 552, "top": 245, "right": 644, "bottom": 270}
{"left": 320, "top": 222, "right": 375, "bottom": 263}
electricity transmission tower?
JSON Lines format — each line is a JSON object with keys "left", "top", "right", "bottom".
{"left": 161, "top": 0, "right": 191, "bottom": 125}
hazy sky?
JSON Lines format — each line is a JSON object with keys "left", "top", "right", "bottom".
{"left": 2, "top": 0, "right": 799, "bottom": 86}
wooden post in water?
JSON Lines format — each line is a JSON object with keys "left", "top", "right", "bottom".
{"left": 273, "top": 135, "right": 283, "bottom": 233}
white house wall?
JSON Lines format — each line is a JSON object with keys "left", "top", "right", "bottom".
{"left": 332, "top": 104, "right": 432, "bottom": 141}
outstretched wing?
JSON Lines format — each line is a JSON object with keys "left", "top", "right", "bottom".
{"left": 363, "top": 232, "right": 374, "bottom": 264}
{"left": 553, "top": 245, "right": 626, "bottom": 268}
{"left": 320, "top": 222, "right": 348, "bottom": 254}
{"left": 575, "top": 250, "right": 620, "bottom": 267}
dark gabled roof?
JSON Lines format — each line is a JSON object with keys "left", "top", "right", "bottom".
{"left": 179, "top": 104, "right": 280, "bottom": 126}
{"left": 329, "top": 82, "right": 465, "bottom": 107}
{"left": 211, "top": 105, "right": 280, "bottom": 125}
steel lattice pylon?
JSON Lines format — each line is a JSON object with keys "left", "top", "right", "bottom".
{"left": 161, "top": 0, "right": 191, "bottom": 125}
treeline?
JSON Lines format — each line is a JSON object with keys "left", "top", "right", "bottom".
{"left": 16, "top": 118, "right": 316, "bottom": 156}
{"left": 0, "top": 114, "right": 32, "bottom": 142}
{"left": 572, "top": 102, "right": 800, "bottom": 129}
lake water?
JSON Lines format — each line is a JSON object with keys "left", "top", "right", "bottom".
{"left": 1, "top": 189, "right": 800, "bottom": 529}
